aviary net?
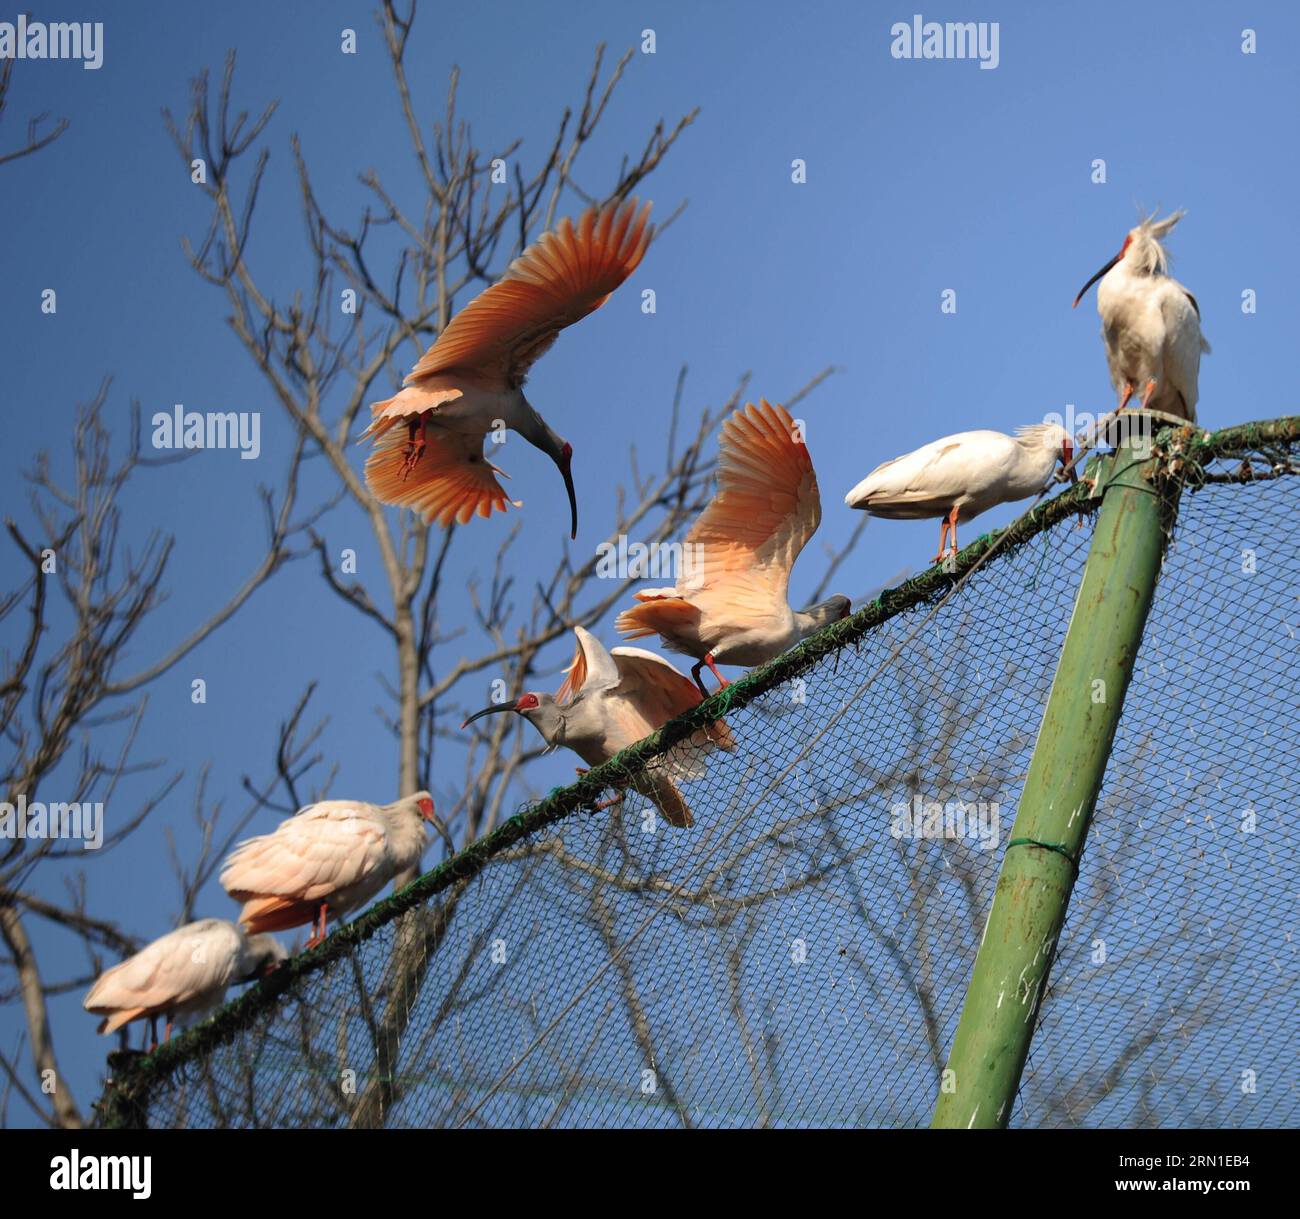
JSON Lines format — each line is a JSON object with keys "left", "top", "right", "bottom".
{"left": 96, "top": 419, "right": 1300, "bottom": 1129}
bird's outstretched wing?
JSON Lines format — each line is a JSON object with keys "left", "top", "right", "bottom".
{"left": 611, "top": 646, "right": 735, "bottom": 753}
{"left": 556, "top": 625, "right": 622, "bottom": 704}
{"left": 608, "top": 646, "right": 735, "bottom": 798}
{"left": 365, "top": 425, "right": 519, "bottom": 525}
{"left": 361, "top": 385, "right": 465, "bottom": 443}
{"left": 404, "top": 197, "right": 652, "bottom": 391}
{"left": 220, "top": 803, "right": 389, "bottom": 906}
{"left": 683, "top": 400, "right": 821, "bottom": 615}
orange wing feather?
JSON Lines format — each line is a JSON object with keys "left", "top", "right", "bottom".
{"left": 231, "top": 894, "right": 322, "bottom": 936}
{"left": 686, "top": 400, "right": 821, "bottom": 606}
{"left": 406, "top": 197, "right": 653, "bottom": 390}
{"left": 615, "top": 400, "right": 821, "bottom": 636}
{"left": 555, "top": 635, "right": 589, "bottom": 705}
{"left": 363, "top": 199, "right": 651, "bottom": 525}
{"left": 614, "top": 593, "right": 700, "bottom": 643}
{"left": 633, "top": 772, "right": 694, "bottom": 829}
{"left": 364, "top": 424, "right": 520, "bottom": 526}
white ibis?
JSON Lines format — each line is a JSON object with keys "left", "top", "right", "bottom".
{"left": 83, "top": 918, "right": 286, "bottom": 1045}
{"left": 462, "top": 626, "right": 733, "bottom": 828}
{"left": 362, "top": 197, "right": 653, "bottom": 538}
{"left": 614, "top": 400, "right": 851, "bottom": 693}
{"left": 1073, "top": 210, "right": 1210, "bottom": 422}
{"left": 220, "top": 792, "right": 435, "bottom": 947}
{"left": 844, "top": 424, "right": 1076, "bottom": 563}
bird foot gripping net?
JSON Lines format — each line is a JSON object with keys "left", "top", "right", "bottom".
{"left": 96, "top": 417, "right": 1300, "bottom": 1129}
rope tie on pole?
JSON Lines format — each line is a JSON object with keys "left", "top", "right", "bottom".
{"left": 1004, "top": 837, "right": 1080, "bottom": 875}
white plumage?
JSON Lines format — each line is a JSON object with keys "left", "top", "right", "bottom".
{"left": 613, "top": 400, "right": 851, "bottom": 691}
{"left": 1074, "top": 210, "right": 1210, "bottom": 422}
{"left": 220, "top": 793, "right": 435, "bottom": 945}
{"left": 463, "top": 627, "right": 734, "bottom": 828}
{"left": 844, "top": 424, "right": 1074, "bottom": 561}
{"left": 83, "top": 918, "right": 285, "bottom": 1040}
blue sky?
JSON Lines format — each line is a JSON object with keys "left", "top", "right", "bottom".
{"left": 2, "top": 0, "right": 1296, "bottom": 1125}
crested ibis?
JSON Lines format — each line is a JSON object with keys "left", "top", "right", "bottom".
{"left": 845, "top": 424, "right": 1076, "bottom": 563}
{"left": 220, "top": 792, "right": 436, "bottom": 947}
{"left": 83, "top": 918, "right": 286, "bottom": 1045}
{"left": 462, "top": 626, "right": 733, "bottom": 828}
{"left": 362, "top": 197, "right": 653, "bottom": 538}
{"left": 614, "top": 399, "right": 852, "bottom": 693}
{"left": 1073, "top": 210, "right": 1210, "bottom": 422}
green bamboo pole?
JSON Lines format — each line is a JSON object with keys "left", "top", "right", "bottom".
{"left": 931, "top": 428, "right": 1179, "bottom": 1128}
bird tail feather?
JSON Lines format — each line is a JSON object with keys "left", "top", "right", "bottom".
{"left": 233, "top": 894, "right": 319, "bottom": 935}
{"left": 634, "top": 772, "right": 694, "bottom": 828}
{"left": 614, "top": 596, "right": 697, "bottom": 639}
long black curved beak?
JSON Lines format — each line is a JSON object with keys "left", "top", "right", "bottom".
{"left": 1073, "top": 254, "right": 1120, "bottom": 308}
{"left": 560, "top": 451, "right": 577, "bottom": 540}
{"left": 462, "top": 702, "right": 516, "bottom": 729}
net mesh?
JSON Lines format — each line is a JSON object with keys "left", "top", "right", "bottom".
{"left": 94, "top": 419, "right": 1300, "bottom": 1129}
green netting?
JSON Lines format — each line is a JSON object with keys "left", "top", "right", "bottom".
{"left": 94, "top": 418, "right": 1300, "bottom": 1129}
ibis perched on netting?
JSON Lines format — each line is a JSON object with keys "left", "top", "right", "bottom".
{"left": 1073, "top": 210, "right": 1210, "bottom": 422}
{"left": 615, "top": 400, "right": 852, "bottom": 693}
{"left": 462, "top": 626, "right": 733, "bottom": 828}
{"left": 220, "top": 793, "right": 436, "bottom": 947}
{"left": 362, "top": 197, "right": 653, "bottom": 538}
{"left": 844, "top": 424, "right": 1076, "bottom": 563}
{"left": 83, "top": 918, "right": 286, "bottom": 1045}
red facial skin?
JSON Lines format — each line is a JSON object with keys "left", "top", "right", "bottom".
{"left": 1061, "top": 439, "right": 1078, "bottom": 483}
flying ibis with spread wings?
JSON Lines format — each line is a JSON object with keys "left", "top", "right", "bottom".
{"left": 362, "top": 197, "right": 652, "bottom": 538}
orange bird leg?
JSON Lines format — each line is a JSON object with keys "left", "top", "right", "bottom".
{"left": 164, "top": 1021, "right": 174, "bottom": 1044}
{"left": 574, "top": 767, "right": 624, "bottom": 813}
{"left": 1138, "top": 379, "right": 1158, "bottom": 410}
{"left": 706, "top": 654, "right": 731, "bottom": 688}
{"left": 932, "top": 519, "right": 948, "bottom": 565}
{"left": 1116, "top": 382, "right": 1135, "bottom": 413}
{"left": 399, "top": 417, "right": 427, "bottom": 481}
{"left": 305, "top": 903, "right": 329, "bottom": 949}
{"left": 934, "top": 506, "right": 960, "bottom": 564}
{"left": 691, "top": 652, "right": 730, "bottom": 696}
